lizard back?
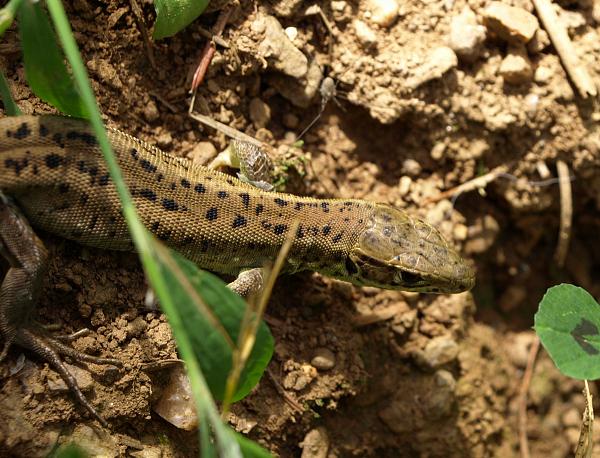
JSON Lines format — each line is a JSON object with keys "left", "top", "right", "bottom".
{"left": 0, "top": 115, "right": 373, "bottom": 277}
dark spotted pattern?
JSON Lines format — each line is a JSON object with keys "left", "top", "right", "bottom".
{"left": 162, "top": 198, "right": 179, "bottom": 211}
{"left": 45, "top": 154, "right": 64, "bottom": 169}
{"left": 130, "top": 148, "right": 139, "bottom": 160}
{"left": 217, "top": 191, "right": 228, "bottom": 199}
{"left": 66, "top": 131, "right": 97, "bottom": 146}
{"left": 321, "top": 202, "right": 330, "bottom": 213}
{"left": 255, "top": 204, "right": 264, "bottom": 215}
{"left": 274, "top": 224, "right": 287, "bottom": 235}
{"left": 139, "top": 189, "right": 158, "bottom": 202}
{"left": 140, "top": 159, "right": 157, "bottom": 173}
{"left": 58, "top": 183, "right": 70, "bottom": 194}
{"left": 195, "top": 183, "right": 206, "bottom": 193}
{"left": 8, "top": 123, "right": 32, "bottom": 140}
{"left": 322, "top": 225, "right": 331, "bottom": 235}
{"left": 240, "top": 193, "right": 250, "bottom": 208}
{"left": 181, "top": 179, "right": 191, "bottom": 188}
{"left": 332, "top": 233, "right": 343, "bottom": 243}
{"left": 53, "top": 133, "right": 64, "bottom": 147}
{"left": 232, "top": 215, "right": 247, "bottom": 228}
{"left": 274, "top": 198, "right": 287, "bottom": 207}
{"left": 5, "top": 157, "right": 29, "bottom": 175}
{"left": 98, "top": 175, "right": 110, "bottom": 186}
{"left": 151, "top": 221, "right": 160, "bottom": 231}
{"left": 206, "top": 207, "right": 218, "bottom": 221}
{"left": 39, "top": 124, "right": 49, "bottom": 137}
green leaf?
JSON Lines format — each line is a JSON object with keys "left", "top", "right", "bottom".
{"left": 50, "top": 443, "right": 88, "bottom": 458}
{"left": 233, "top": 430, "right": 272, "bottom": 458}
{"left": 158, "top": 249, "right": 274, "bottom": 401}
{"left": 0, "top": 72, "right": 22, "bottom": 115}
{"left": 18, "top": 0, "right": 86, "bottom": 117}
{"left": 153, "top": 0, "right": 210, "bottom": 39}
{"left": 534, "top": 284, "right": 600, "bottom": 380}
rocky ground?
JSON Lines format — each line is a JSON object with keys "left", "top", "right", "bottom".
{"left": 1, "top": 0, "right": 600, "bottom": 456}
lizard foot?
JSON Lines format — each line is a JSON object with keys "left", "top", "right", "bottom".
{"left": 0, "top": 194, "right": 119, "bottom": 426}
{"left": 2, "top": 323, "right": 121, "bottom": 427}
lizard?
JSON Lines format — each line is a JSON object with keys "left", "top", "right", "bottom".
{"left": 0, "top": 114, "right": 475, "bottom": 425}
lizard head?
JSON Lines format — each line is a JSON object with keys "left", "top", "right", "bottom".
{"left": 344, "top": 204, "right": 475, "bottom": 293}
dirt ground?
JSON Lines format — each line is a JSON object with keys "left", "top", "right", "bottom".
{"left": 1, "top": 0, "right": 600, "bottom": 456}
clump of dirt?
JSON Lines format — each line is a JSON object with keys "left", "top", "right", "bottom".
{"left": 1, "top": 0, "right": 600, "bottom": 456}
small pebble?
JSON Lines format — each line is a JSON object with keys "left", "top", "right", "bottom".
{"left": 284, "top": 26, "right": 298, "bottom": 41}
{"left": 187, "top": 141, "right": 217, "bottom": 165}
{"left": 354, "top": 19, "right": 377, "bottom": 47}
{"left": 249, "top": 97, "right": 271, "bottom": 128}
{"left": 448, "top": 7, "right": 487, "bottom": 62}
{"left": 534, "top": 66, "right": 553, "bottom": 84}
{"left": 430, "top": 142, "right": 446, "bottom": 160}
{"left": 398, "top": 175, "right": 412, "bottom": 196}
{"left": 300, "top": 427, "right": 330, "bottom": 458}
{"left": 153, "top": 365, "right": 198, "bottom": 430}
{"left": 156, "top": 131, "right": 172, "bottom": 149}
{"left": 506, "top": 332, "right": 536, "bottom": 368}
{"left": 143, "top": 100, "right": 160, "bottom": 123}
{"left": 453, "top": 223, "right": 468, "bottom": 241}
{"left": 331, "top": 1, "right": 347, "bottom": 12}
{"left": 484, "top": 2, "right": 539, "bottom": 44}
{"left": 415, "top": 335, "right": 459, "bottom": 369}
{"left": 311, "top": 348, "right": 336, "bottom": 370}
{"left": 367, "top": 0, "right": 399, "bottom": 27}
{"left": 499, "top": 47, "right": 533, "bottom": 85}
{"left": 561, "top": 407, "right": 581, "bottom": 428}
{"left": 48, "top": 364, "right": 93, "bottom": 391}
{"left": 401, "top": 158, "right": 422, "bottom": 177}
{"left": 126, "top": 316, "right": 148, "bottom": 338}
{"left": 527, "top": 29, "right": 550, "bottom": 53}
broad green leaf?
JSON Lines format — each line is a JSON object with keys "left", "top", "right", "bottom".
{"left": 153, "top": 0, "right": 210, "bottom": 39}
{"left": 158, "top": 249, "right": 274, "bottom": 401}
{"left": 534, "top": 284, "right": 600, "bottom": 380}
{"left": 18, "top": 0, "right": 86, "bottom": 118}
{"left": 233, "top": 430, "right": 272, "bottom": 458}
{"left": 50, "top": 443, "right": 88, "bottom": 458}
{"left": 0, "top": 72, "right": 22, "bottom": 115}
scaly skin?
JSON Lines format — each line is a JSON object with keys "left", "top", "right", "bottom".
{"left": 0, "top": 115, "right": 475, "bottom": 292}
{"left": 0, "top": 115, "right": 475, "bottom": 423}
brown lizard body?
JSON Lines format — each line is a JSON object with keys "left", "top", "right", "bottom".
{"left": 0, "top": 115, "right": 475, "bottom": 423}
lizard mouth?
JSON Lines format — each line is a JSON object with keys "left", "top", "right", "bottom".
{"left": 346, "top": 250, "right": 472, "bottom": 293}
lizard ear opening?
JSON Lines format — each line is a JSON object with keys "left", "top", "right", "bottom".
{"left": 345, "top": 256, "right": 359, "bottom": 276}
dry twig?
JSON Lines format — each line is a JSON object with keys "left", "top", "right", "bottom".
{"left": 129, "top": 0, "right": 156, "bottom": 69}
{"left": 423, "top": 164, "right": 510, "bottom": 205}
{"left": 188, "top": 108, "right": 265, "bottom": 149}
{"left": 554, "top": 160, "right": 572, "bottom": 267}
{"left": 191, "top": 7, "right": 232, "bottom": 92}
{"left": 575, "top": 380, "right": 594, "bottom": 458}
{"left": 533, "top": 0, "right": 597, "bottom": 97}
{"left": 518, "top": 336, "right": 540, "bottom": 458}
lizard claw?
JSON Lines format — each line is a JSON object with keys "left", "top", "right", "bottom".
{"left": 7, "top": 324, "right": 121, "bottom": 427}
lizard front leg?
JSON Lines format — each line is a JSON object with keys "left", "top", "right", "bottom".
{"left": 0, "top": 193, "right": 120, "bottom": 426}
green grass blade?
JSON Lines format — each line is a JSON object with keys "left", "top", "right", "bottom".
{"left": 153, "top": 0, "right": 210, "bottom": 39}
{"left": 535, "top": 283, "right": 600, "bottom": 380}
{"left": 0, "top": 0, "right": 24, "bottom": 37}
{"left": 156, "top": 248, "right": 274, "bottom": 401}
{"left": 0, "top": 72, "right": 22, "bottom": 115}
{"left": 18, "top": 0, "right": 86, "bottom": 117}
